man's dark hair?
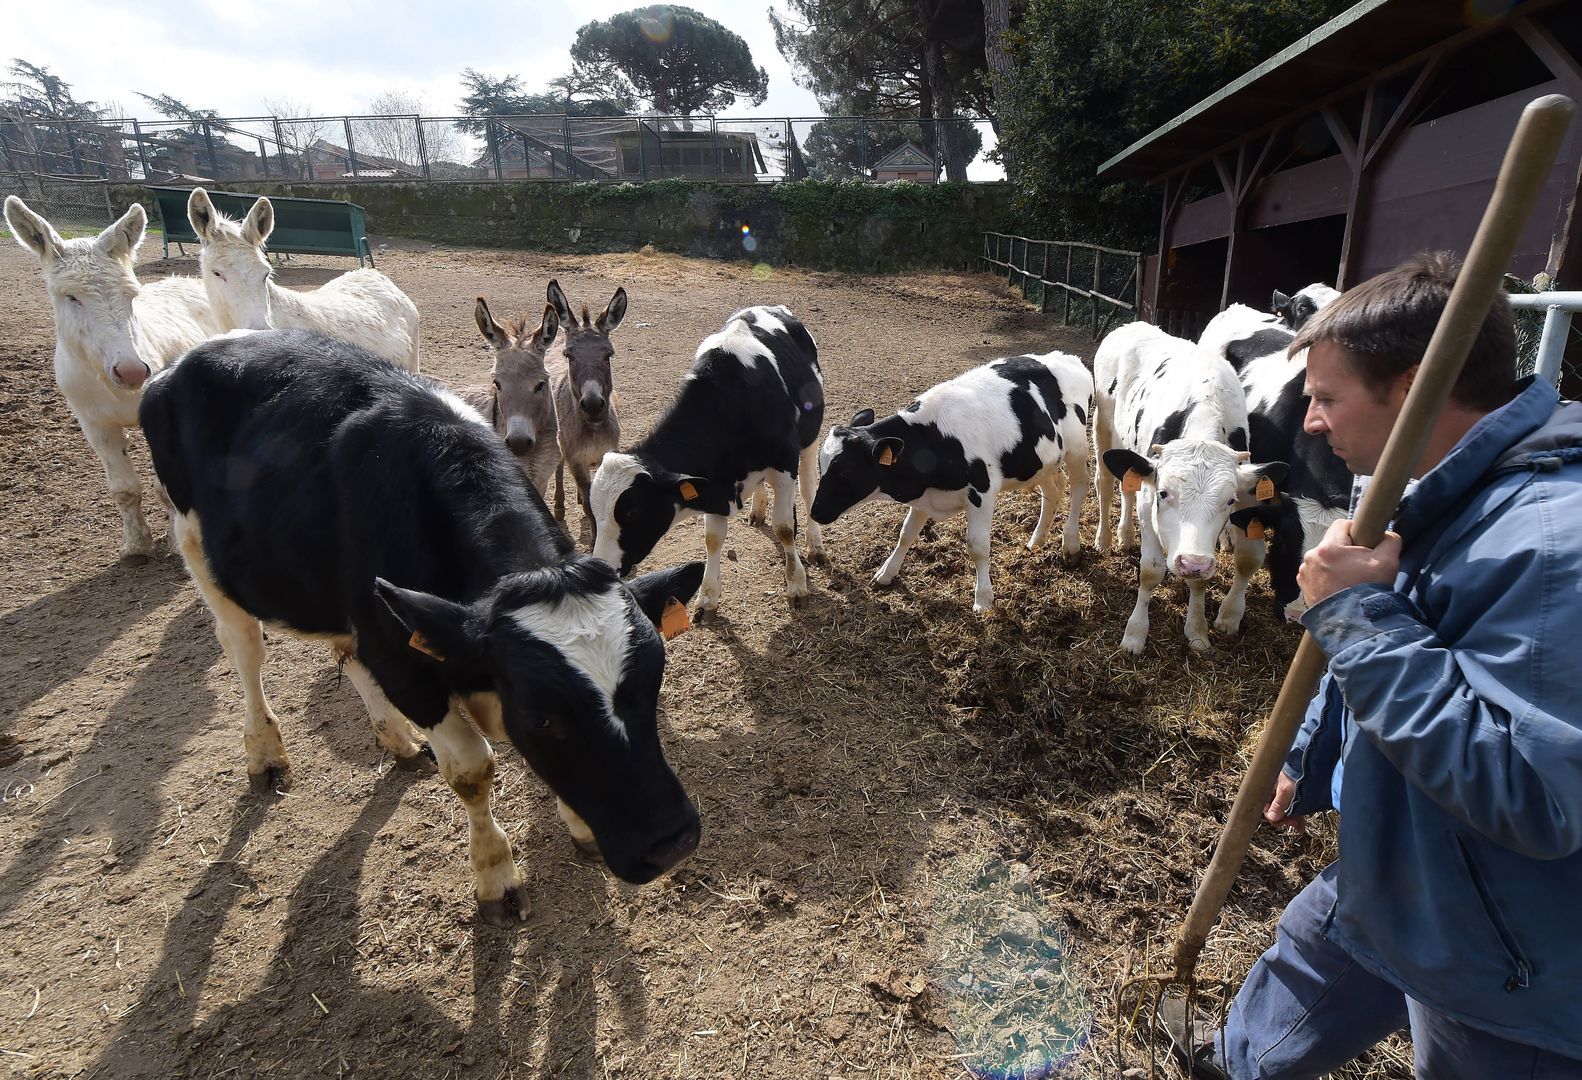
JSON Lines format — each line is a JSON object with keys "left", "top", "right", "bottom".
{"left": 1289, "top": 251, "right": 1516, "bottom": 411}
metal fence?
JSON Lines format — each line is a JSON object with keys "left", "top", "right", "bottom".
{"left": 981, "top": 233, "right": 1144, "bottom": 339}
{"left": 0, "top": 113, "right": 1001, "bottom": 185}
{"left": 0, "top": 172, "right": 113, "bottom": 230}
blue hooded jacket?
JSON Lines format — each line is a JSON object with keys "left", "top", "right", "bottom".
{"left": 1281, "top": 376, "right": 1582, "bottom": 1057}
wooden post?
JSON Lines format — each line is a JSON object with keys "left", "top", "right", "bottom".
{"left": 1063, "top": 245, "right": 1073, "bottom": 326}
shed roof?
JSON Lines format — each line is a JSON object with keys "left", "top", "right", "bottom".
{"left": 1097, "top": 0, "right": 1529, "bottom": 181}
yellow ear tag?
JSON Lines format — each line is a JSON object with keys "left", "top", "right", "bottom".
{"left": 878, "top": 446, "right": 896, "bottom": 466}
{"left": 1121, "top": 469, "right": 1143, "bottom": 493}
{"left": 1256, "top": 476, "right": 1275, "bottom": 501}
{"left": 660, "top": 597, "right": 691, "bottom": 640}
{"left": 1245, "top": 520, "right": 1265, "bottom": 541}
{"left": 408, "top": 631, "right": 445, "bottom": 661}
{"left": 679, "top": 480, "right": 699, "bottom": 502}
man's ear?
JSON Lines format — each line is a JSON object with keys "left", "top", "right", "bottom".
{"left": 850, "top": 407, "right": 876, "bottom": 427}
{"left": 373, "top": 579, "right": 479, "bottom": 666}
{"left": 873, "top": 437, "right": 904, "bottom": 466}
{"left": 626, "top": 561, "right": 706, "bottom": 630}
{"left": 1103, "top": 448, "right": 1154, "bottom": 481}
{"left": 674, "top": 476, "right": 735, "bottom": 515}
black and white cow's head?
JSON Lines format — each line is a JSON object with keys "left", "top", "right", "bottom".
{"left": 374, "top": 556, "right": 705, "bottom": 884}
{"left": 810, "top": 408, "right": 901, "bottom": 524}
{"left": 589, "top": 452, "right": 737, "bottom": 576}
{"left": 1103, "top": 441, "right": 1288, "bottom": 580}
{"left": 1271, "top": 283, "right": 1341, "bottom": 332}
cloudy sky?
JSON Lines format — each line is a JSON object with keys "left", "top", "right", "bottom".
{"left": 8, "top": 0, "right": 823, "bottom": 120}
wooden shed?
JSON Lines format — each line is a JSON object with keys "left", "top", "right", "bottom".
{"left": 1098, "top": 0, "right": 1582, "bottom": 342}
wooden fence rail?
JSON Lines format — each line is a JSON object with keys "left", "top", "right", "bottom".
{"left": 980, "top": 232, "right": 1143, "bottom": 340}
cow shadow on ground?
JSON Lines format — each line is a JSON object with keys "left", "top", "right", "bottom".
{"left": 0, "top": 596, "right": 219, "bottom": 921}
{"left": 85, "top": 772, "right": 649, "bottom": 1079}
{"left": 0, "top": 554, "right": 188, "bottom": 740}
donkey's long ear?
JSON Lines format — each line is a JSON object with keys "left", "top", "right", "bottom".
{"left": 4, "top": 196, "right": 63, "bottom": 263}
{"left": 188, "top": 188, "right": 219, "bottom": 243}
{"left": 242, "top": 197, "right": 274, "bottom": 246}
{"left": 547, "top": 279, "right": 573, "bottom": 325}
{"left": 474, "top": 297, "right": 510, "bottom": 349}
{"left": 596, "top": 287, "right": 627, "bottom": 333}
{"left": 535, "top": 303, "right": 560, "bottom": 350}
{"left": 97, "top": 203, "right": 147, "bottom": 263}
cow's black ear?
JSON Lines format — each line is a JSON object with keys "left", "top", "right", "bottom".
{"left": 627, "top": 561, "right": 706, "bottom": 631}
{"left": 873, "top": 437, "right": 904, "bottom": 467}
{"left": 1271, "top": 289, "right": 1291, "bottom": 314}
{"left": 374, "top": 579, "right": 477, "bottom": 665}
{"left": 1103, "top": 448, "right": 1153, "bottom": 481}
{"left": 850, "top": 407, "right": 876, "bottom": 427}
{"left": 1254, "top": 460, "right": 1290, "bottom": 486}
{"left": 1228, "top": 507, "right": 1272, "bottom": 534}
{"left": 674, "top": 476, "right": 735, "bottom": 515}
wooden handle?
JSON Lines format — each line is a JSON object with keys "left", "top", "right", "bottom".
{"left": 1169, "top": 92, "right": 1576, "bottom": 984}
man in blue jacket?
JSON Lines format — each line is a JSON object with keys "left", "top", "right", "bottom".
{"left": 1164, "top": 252, "right": 1582, "bottom": 1079}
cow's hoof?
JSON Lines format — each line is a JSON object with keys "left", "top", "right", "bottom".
{"left": 119, "top": 550, "right": 152, "bottom": 566}
{"left": 248, "top": 765, "right": 290, "bottom": 795}
{"left": 807, "top": 548, "right": 829, "bottom": 566}
{"left": 477, "top": 888, "right": 529, "bottom": 928}
{"left": 1188, "top": 638, "right": 1213, "bottom": 654}
{"left": 787, "top": 592, "right": 806, "bottom": 610}
{"left": 393, "top": 744, "right": 438, "bottom": 774}
{"left": 694, "top": 603, "right": 718, "bottom": 623}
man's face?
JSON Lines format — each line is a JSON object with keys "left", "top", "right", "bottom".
{"left": 1303, "top": 341, "right": 1412, "bottom": 475}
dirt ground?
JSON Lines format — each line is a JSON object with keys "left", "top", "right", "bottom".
{"left": 0, "top": 234, "right": 1407, "bottom": 1080}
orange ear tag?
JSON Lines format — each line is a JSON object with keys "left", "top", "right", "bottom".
{"left": 660, "top": 597, "right": 691, "bottom": 640}
{"left": 1121, "top": 469, "right": 1143, "bottom": 493}
{"left": 1256, "top": 476, "right": 1275, "bottom": 501}
{"left": 679, "top": 480, "right": 699, "bottom": 502}
{"left": 1245, "top": 520, "right": 1265, "bottom": 541}
{"left": 408, "top": 631, "right": 446, "bottom": 661}
{"left": 878, "top": 446, "right": 896, "bottom": 466}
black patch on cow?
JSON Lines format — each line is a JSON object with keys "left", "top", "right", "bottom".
{"left": 1107, "top": 378, "right": 1117, "bottom": 397}
{"left": 993, "top": 355, "right": 1066, "bottom": 482}
{"left": 969, "top": 458, "right": 991, "bottom": 492}
{"left": 1225, "top": 328, "right": 1294, "bottom": 371}
{"left": 967, "top": 489, "right": 982, "bottom": 507}
{"left": 1227, "top": 426, "right": 1248, "bottom": 452}
{"left": 904, "top": 400, "right": 921, "bottom": 413}
{"left": 1074, "top": 403, "right": 1087, "bottom": 426}
{"left": 1149, "top": 406, "right": 1192, "bottom": 449}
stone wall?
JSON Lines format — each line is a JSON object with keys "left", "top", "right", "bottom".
{"left": 110, "top": 179, "right": 1014, "bottom": 272}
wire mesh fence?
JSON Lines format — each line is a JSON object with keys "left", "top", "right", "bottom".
{"left": 0, "top": 172, "right": 113, "bottom": 231}
{"left": 1, "top": 113, "right": 1001, "bottom": 185}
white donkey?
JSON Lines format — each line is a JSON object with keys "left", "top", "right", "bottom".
{"left": 187, "top": 188, "right": 421, "bottom": 371}
{"left": 6, "top": 195, "right": 222, "bottom": 562}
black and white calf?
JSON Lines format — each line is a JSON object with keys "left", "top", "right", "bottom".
{"left": 1271, "top": 283, "right": 1340, "bottom": 331}
{"left": 810, "top": 351, "right": 1092, "bottom": 613}
{"left": 1094, "top": 322, "right": 1286, "bottom": 654}
{"left": 1198, "top": 302, "right": 1350, "bottom": 619}
{"left": 139, "top": 329, "right": 704, "bottom": 926}
{"left": 589, "top": 305, "right": 825, "bottom": 614}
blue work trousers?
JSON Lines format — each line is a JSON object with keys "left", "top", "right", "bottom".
{"left": 1218, "top": 863, "right": 1582, "bottom": 1079}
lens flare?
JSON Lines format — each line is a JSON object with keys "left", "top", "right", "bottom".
{"left": 933, "top": 856, "right": 1092, "bottom": 1078}
{"left": 638, "top": 7, "right": 675, "bottom": 43}
{"left": 751, "top": 262, "right": 772, "bottom": 280}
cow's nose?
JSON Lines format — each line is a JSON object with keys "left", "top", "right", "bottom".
{"left": 643, "top": 819, "right": 700, "bottom": 872}
{"left": 1173, "top": 554, "right": 1217, "bottom": 579}
{"left": 112, "top": 359, "right": 151, "bottom": 389}
{"left": 506, "top": 433, "right": 534, "bottom": 454}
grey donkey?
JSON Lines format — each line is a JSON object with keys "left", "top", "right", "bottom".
{"left": 464, "top": 297, "right": 561, "bottom": 498}
{"left": 546, "top": 279, "right": 625, "bottom": 545}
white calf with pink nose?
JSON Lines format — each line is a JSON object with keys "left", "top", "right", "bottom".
{"left": 1093, "top": 322, "right": 1287, "bottom": 654}
{"left": 5, "top": 195, "right": 221, "bottom": 561}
